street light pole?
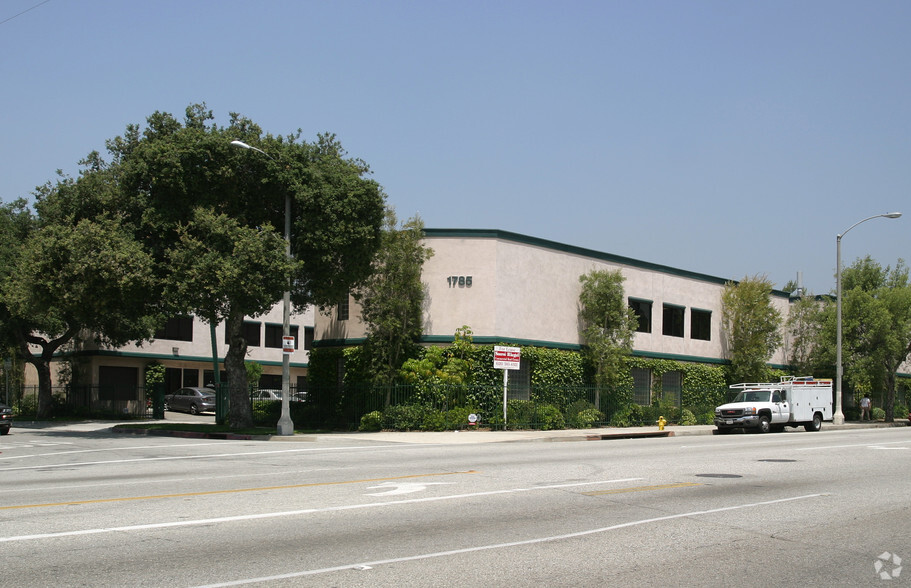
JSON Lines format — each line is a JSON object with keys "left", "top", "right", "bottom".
{"left": 834, "top": 212, "right": 902, "bottom": 425}
{"left": 230, "top": 140, "right": 294, "bottom": 436}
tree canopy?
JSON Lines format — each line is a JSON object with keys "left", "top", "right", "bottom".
{"left": 720, "top": 275, "right": 783, "bottom": 383}
{"left": 354, "top": 210, "right": 433, "bottom": 385}
{"left": 809, "top": 256, "right": 911, "bottom": 421}
{"left": 105, "top": 105, "right": 386, "bottom": 427}
{"left": 577, "top": 269, "right": 637, "bottom": 388}
{"left": 7, "top": 104, "right": 386, "bottom": 426}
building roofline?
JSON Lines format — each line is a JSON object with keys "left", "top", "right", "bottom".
{"left": 423, "top": 228, "right": 792, "bottom": 298}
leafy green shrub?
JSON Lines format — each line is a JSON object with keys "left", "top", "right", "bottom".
{"left": 573, "top": 408, "right": 604, "bottom": 429}
{"left": 421, "top": 410, "right": 447, "bottom": 431}
{"left": 359, "top": 410, "right": 383, "bottom": 432}
{"left": 564, "top": 399, "right": 604, "bottom": 428}
{"left": 679, "top": 408, "right": 697, "bottom": 426}
{"left": 872, "top": 407, "right": 886, "bottom": 421}
{"left": 608, "top": 406, "right": 632, "bottom": 427}
{"left": 535, "top": 404, "right": 565, "bottom": 430}
{"left": 383, "top": 404, "right": 427, "bottom": 431}
{"left": 443, "top": 406, "right": 477, "bottom": 428}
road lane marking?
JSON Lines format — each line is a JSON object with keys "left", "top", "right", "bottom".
{"left": 795, "top": 440, "right": 911, "bottom": 451}
{"left": 0, "top": 441, "right": 229, "bottom": 461}
{"left": 192, "top": 492, "right": 828, "bottom": 587}
{"left": 0, "top": 444, "right": 407, "bottom": 471}
{"left": 0, "top": 470, "right": 478, "bottom": 510}
{"left": 0, "top": 477, "right": 642, "bottom": 542}
{"left": 583, "top": 482, "right": 702, "bottom": 496}
{"left": 366, "top": 482, "right": 455, "bottom": 496}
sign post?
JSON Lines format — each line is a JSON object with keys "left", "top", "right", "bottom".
{"left": 493, "top": 346, "right": 521, "bottom": 427}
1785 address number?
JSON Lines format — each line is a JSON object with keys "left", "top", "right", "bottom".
{"left": 447, "top": 276, "right": 472, "bottom": 288}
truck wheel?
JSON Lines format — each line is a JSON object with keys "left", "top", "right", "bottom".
{"left": 804, "top": 413, "right": 822, "bottom": 432}
{"left": 758, "top": 415, "right": 771, "bottom": 433}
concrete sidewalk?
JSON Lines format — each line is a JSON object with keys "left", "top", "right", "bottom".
{"left": 13, "top": 417, "right": 907, "bottom": 443}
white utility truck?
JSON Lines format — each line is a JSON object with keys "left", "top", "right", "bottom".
{"left": 714, "top": 376, "right": 833, "bottom": 434}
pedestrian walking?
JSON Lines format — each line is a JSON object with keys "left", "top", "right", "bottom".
{"left": 860, "top": 395, "right": 872, "bottom": 421}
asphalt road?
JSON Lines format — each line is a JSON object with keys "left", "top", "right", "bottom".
{"left": 2, "top": 425, "right": 909, "bottom": 587}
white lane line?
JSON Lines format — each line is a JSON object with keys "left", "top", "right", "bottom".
{"left": 193, "top": 492, "right": 827, "bottom": 588}
{"left": 0, "top": 478, "right": 642, "bottom": 543}
{"left": 0, "top": 441, "right": 230, "bottom": 461}
{"left": 795, "top": 440, "right": 911, "bottom": 451}
{"left": 0, "top": 467, "right": 352, "bottom": 495}
{"left": 0, "top": 444, "right": 405, "bottom": 471}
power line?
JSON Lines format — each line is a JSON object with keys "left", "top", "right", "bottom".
{"left": 0, "top": 0, "right": 52, "bottom": 27}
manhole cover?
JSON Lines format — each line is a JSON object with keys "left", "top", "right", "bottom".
{"left": 695, "top": 473, "right": 742, "bottom": 478}
{"left": 757, "top": 459, "right": 797, "bottom": 462}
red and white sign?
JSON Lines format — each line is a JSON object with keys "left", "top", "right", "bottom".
{"left": 493, "top": 346, "right": 521, "bottom": 370}
{"left": 282, "top": 336, "right": 295, "bottom": 354}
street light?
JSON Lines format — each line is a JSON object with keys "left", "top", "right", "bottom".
{"left": 231, "top": 139, "right": 294, "bottom": 436}
{"left": 834, "top": 211, "right": 902, "bottom": 425}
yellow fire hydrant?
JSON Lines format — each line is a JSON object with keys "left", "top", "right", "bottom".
{"left": 657, "top": 416, "right": 667, "bottom": 431}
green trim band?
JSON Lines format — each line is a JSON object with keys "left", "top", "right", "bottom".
{"left": 423, "top": 228, "right": 792, "bottom": 298}
{"left": 61, "top": 349, "right": 309, "bottom": 369}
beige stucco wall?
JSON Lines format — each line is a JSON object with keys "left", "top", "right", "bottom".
{"left": 316, "top": 231, "right": 793, "bottom": 366}
{"left": 25, "top": 303, "right": 315, "bottom": 388}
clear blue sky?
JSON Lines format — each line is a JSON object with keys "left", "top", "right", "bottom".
{"left": 2, "top": 0, "right": 908, "bottom": 295}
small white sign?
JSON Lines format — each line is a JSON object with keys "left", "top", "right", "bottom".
{"left": 282, "top": 336, "right": 295, "bottom": 354}
{"left": 493, "top": 346, "right": 521, "bottom": 370}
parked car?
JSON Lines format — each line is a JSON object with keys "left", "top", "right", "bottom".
{"left": 164, "top": 387, "right": 216, "bottom": 415}
{"left": 252, "top": 390, "right": 305, "bottom": 402}
{"left": 0, "top": 402, "right": 12, "bottom": 434}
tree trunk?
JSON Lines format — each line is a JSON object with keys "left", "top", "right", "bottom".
{"left": 224, "top": 307, "right": 253, "bottom": 429}
{"left": 17, "top": 331, "right": 72, "bottom": 419}
{"left": 884, "top": 369, "right": 896, "bottom": 423}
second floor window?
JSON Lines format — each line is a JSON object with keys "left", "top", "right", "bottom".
{"left": 155, "top": 316, "right": 194, "bottom": 342}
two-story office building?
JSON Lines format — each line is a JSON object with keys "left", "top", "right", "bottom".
{"left": 315, "top": 228, "right": 795, "bottom": 402}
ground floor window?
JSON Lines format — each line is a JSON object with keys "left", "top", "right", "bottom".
{"left": 506, "top": 359, "right": 531, "bottom": 401}
{"left": 632, "top": 367, "right": 652, "bottom": 405}
{"left": 98, "top": 366, "right": 138, "bottom": 401}
{"left": 661, "top": 370, "right": 682, "bottom": 405}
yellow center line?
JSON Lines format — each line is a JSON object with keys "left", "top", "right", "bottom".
{"left": 583, "top": 482, "right": 702, "bottom": 496}
{"left": 1, "top": 470, "right": 479, "bottom": 510}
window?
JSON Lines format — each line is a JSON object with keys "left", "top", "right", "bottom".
{"left": 260, "top": 374, "right": 282, "bottom": 390}
{"left": 155, "top": 316, "right": 194, "bottom": 342}
{"left": 203, "top": 370, "right": 226, "bottom": 388}
{"left": 690, "top": 309, "right": 711, "bottom": 341}
{"left": 662, "top": 304, "right": 685, "bottom": 338}
{"left": 507, "top": 359, "right": 531, "bottom": 400}
{"left": 182, "top": 369, "right": 199, "bottom": 387}
{"left": 304, "top": 326, "right": 314, "bottom": 351}
{"left": 223, "top": 321, "right": 262, "bottom": 346}
{"left": 337, "top": 295, "right": 349, "bottom": 321}
{"left": 661, "top": 370, "right": 682, "bottom": 406}
{"left": 628, "top": 298, "right": 652, "bottom": 333}
{"left": 244, "top": 322, "right": 261, "bottom": 346}
{"left": 265, "top": 324, "right": 299, "bottom": 349}
{"left": 98, "top": 366, "right": 138, "bottom": 401}
{"left": 632, "top": 368, "right": 651, "bottom": 405}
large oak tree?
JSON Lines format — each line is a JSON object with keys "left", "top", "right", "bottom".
{"left": 104, "top": 105, "right": 386, "bottom": 428}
